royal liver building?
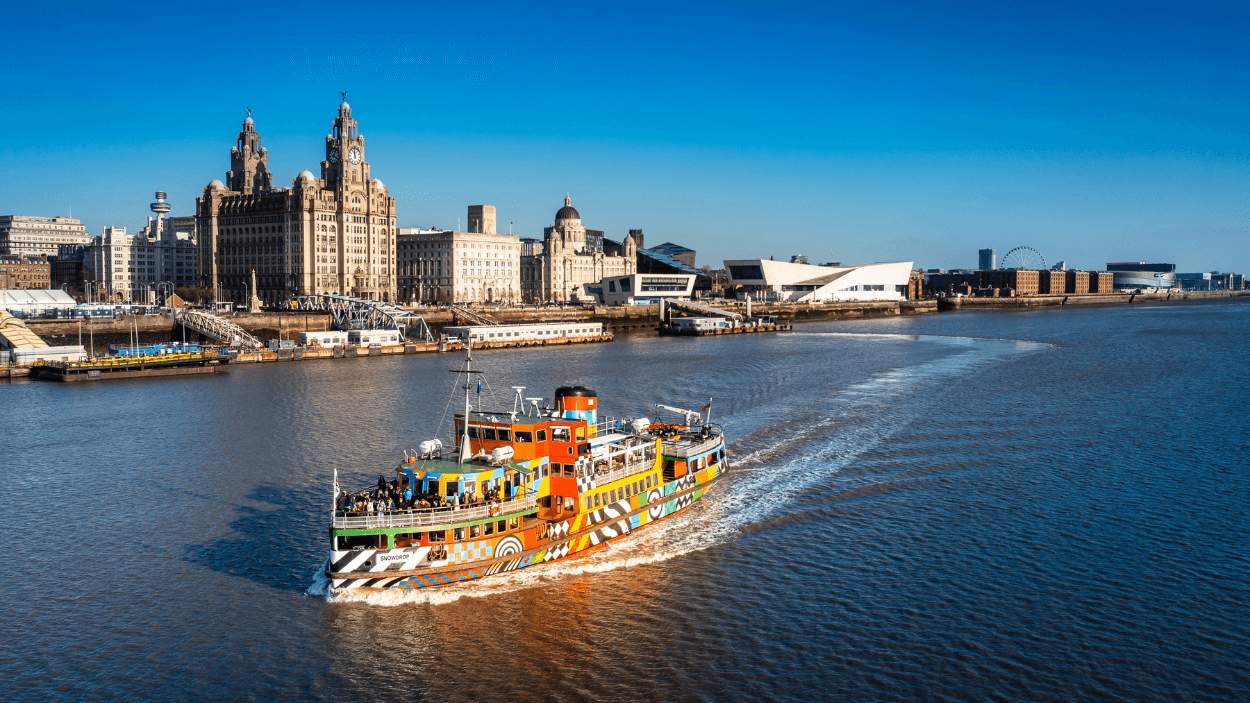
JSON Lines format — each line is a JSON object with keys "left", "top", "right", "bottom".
{"left": 196, "top": 95, "right": 398, "bottom": 304}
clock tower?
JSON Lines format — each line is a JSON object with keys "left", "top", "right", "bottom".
{"left": 322, "top": 92, "right": 369, "bottom": 190}
{"left": 199, "top": 94, "right": 398, "bottom": 305}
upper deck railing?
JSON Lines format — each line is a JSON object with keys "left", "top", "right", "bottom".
{"left": 653, "top": 430, "right": 722, "bottom": 459}
{"left": 332, "top": 494, "right": 537, "bottom": 530}
{"left": 585, "top": 438, "right": 658, "bottom": 485}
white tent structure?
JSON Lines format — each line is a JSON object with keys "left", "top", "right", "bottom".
{"left": 1, "top": 289, "right": 78, "bottom": 316}
{"left": 723, "top": 259, "right": 913, "bottom": 302}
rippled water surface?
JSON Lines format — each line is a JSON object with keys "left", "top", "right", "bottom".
{"left": 2, "top": 301, "right": 1248, "bottom": 701}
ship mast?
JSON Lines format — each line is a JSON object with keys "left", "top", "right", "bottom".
{"left": 458, "top": 339, "right": 476, "bottom": 464}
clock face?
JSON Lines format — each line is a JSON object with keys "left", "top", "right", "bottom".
{"left": 328, "top": 150, "right": 340, "bottom": 164}
{"left": 348, "top": 147, "right": 361, "bottom": 164}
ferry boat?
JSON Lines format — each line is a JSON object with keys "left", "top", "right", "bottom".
{"left": 326, "top": 348, "right": 726, "bottom": 592}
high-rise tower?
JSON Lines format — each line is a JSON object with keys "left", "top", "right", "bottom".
{"left": 979, "top": 248, "right": 996, "bottom": 271}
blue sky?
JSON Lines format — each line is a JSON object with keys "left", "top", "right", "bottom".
{"left": 2, "top": 1, "right": 1248, "bottom": 272}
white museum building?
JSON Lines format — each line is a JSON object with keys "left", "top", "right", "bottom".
{"left": 723, "top": 259, "right": 914, "bottom": 302}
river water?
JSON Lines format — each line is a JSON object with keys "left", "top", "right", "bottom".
{"left": 2, "top": 302, "right": 1247, "bottom": 701}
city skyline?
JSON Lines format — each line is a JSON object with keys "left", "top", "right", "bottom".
{"left": 2, "top": 2, "right": 1249, "bottom": 272}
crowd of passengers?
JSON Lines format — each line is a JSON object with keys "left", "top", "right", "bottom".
{"left": 336, "top": 475, "right": 507, "bottom": 516}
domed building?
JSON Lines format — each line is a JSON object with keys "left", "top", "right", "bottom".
{"left": 520, "top": 195, "right": 637, "bottom": 303}
{"left": 196, "top": 96, "right": 398, "bottom": 304}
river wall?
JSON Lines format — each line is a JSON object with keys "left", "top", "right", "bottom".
{"left": 27, "top": 290, "right": 1245, "bottom": 350}
{"left": 937, "top": 289, "right": 1250, "bottom": 311}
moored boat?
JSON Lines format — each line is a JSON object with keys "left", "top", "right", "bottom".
{"left": 326, "top": 348, "right": 726, "bottom": 592}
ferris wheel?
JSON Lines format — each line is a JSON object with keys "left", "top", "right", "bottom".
{"left": 1000, "top": 245, "right": 1047, "bottom": 270}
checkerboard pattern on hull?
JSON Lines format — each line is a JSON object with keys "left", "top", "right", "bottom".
{"left": 328, "top": 386, "right": 726, "bottom": 593}
{"left": 331, "top": 464, "right": 720, "bottom": 592}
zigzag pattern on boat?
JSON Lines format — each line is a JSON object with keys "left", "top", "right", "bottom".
{"left": 330, "top": 546, "right": 433, "bottom": 574}
{"left": 324, "top": 372, "right": 729, "bottom": 593}
{"left": 586, "top": 498, "right": 632, "bottom": 527}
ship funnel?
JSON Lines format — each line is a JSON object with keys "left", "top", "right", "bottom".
{"left": 554, "top": 385, "right": 598, "bottom": 431}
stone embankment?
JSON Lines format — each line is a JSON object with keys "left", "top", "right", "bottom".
{"left": 937, "top": 289, "right": 1250, "bottom": 311}
{"left": 24, "top": 299, "right": 937, "bottom": 347}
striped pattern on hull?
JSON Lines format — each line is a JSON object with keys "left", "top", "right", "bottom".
{"left": 330, "top": 465, "right": 719, "bottom": 592}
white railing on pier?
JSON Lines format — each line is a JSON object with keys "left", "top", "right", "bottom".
{"left": 332, "top": 494, "right": 537, "bottom": 530}
{"left": 176, "top": 309, "right": 264, "bottom": 350}
{"left": 666, "top": 299, "right": 743, "bottom": 321}
{"left": 448, "top": 304, "right": 499, "bottom": 326}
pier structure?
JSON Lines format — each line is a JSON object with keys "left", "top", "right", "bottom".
{"left": 294, "top": 293, "right": 434, "bottom": 342}
{"left": 447, "top": 304, "right": 499, "bottom": 326}
{"left": 658, "top": 296, "right": 790, "bottom": 336}
{"left": 175, "top": 308, "right": 264, "bottom": 350}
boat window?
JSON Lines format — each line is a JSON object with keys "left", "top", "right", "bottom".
{"left": 446, "top": 481, "right": 459, "bottom": 496}
{"left": 498, "top": 520, "right": 506, "bottom": 533}
{"left": 394, "top": 532, "right": 423, "bottom": 548}
{"left": 498, "top": 429, "right": 511, "bottom": 442}
{"left": 595, "top": 493, "right": 602, "bottom": 507}
{"left": 509, "top": 517, "right": 519, "bottom": 530}
{"left": 515, "top": 431, "right": 533, "bottom": 443}
{"left": 336, "top": 534, "right": 385, "bottom": 550}
{"left": 552, "top": 427, "right": 570, "bottom": 442}
{"left": 470, "top": 524, "right": 480, "bottom": 538}
{"left": 563, "top": 464, "right": 575, "bottom": 477}
{"left": 468, "top": 425, "right": 479, "bottom": 438}
{"left": 483, "top": 427, "right": 497, "bottom": 440}
{"left": 484, "top": 522, "right": 494, "bottom": 536}
{"left": 454, "top": 527, "right": 465, "bottom": 541}
{"left": 428, "top": 530, "right": 445, "bottom": 543}
{"left": 536, "top": 429, "right": 547, "bottom": 442}
{"left": 585, "top": 497, "right": 592, "bottom": 510}
{"left": 663, "top": 460, "right": 677, "bottom": 482}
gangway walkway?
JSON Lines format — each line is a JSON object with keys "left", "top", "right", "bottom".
{"left": 665, "top": 299, "right": 744, "bottom": 321}
{"left": 294, "top": 294, "right": 434, "bottom": 342}
{"left": 448, "top": 304, "right": 499, "bottom": 326}
{"left": 176, "top": 309, "right": 264, "bottom": 350}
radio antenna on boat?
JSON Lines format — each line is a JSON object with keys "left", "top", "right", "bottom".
{"left": 511, "top": 386, "right": 526, "bottom": 418}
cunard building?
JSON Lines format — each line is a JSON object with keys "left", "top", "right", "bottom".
{"left": 196, "top": 95, "right": 398, "bottom": 304}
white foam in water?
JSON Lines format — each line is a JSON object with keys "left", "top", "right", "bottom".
{"left": 315, "top": 333, "right": 1050, "bottom": 606}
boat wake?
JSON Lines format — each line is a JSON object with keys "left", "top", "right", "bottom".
{"left": 312, "top": 332, "right": 1050, "bottom": 606}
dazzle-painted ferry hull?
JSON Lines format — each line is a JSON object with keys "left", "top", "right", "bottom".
{"left": 326, "top": 349, "right": 728, "bottom": 595}
{"left": 331, "top": 466, "right": 720, "bottom": 591}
